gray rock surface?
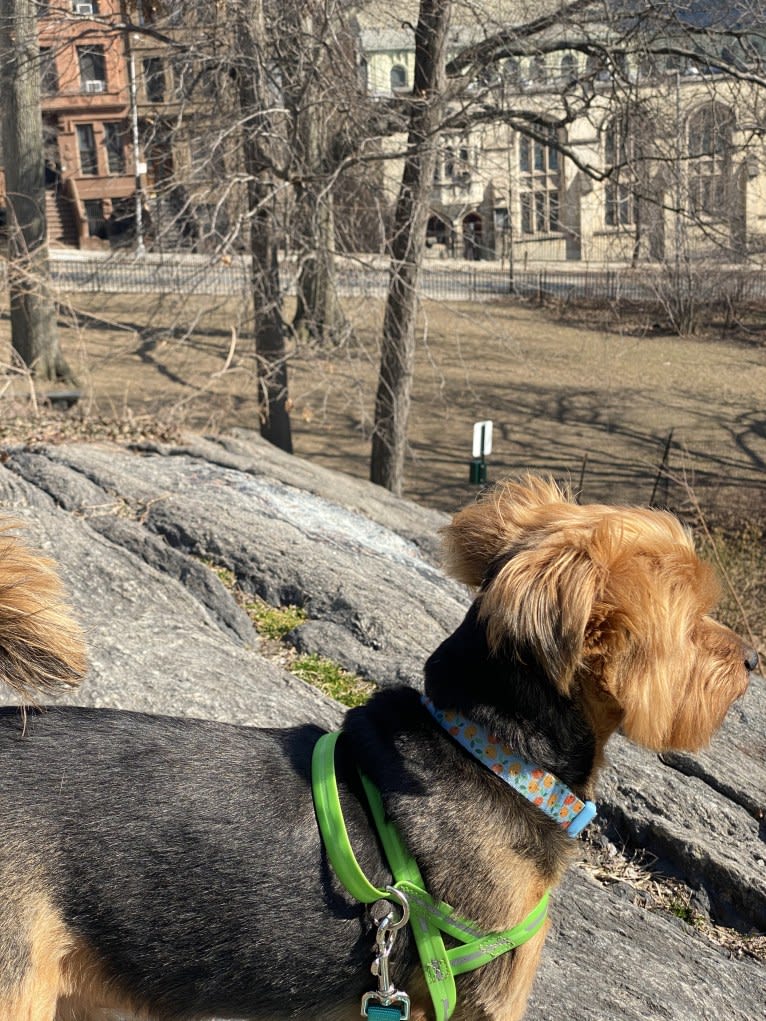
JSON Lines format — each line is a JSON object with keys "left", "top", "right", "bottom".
{"left": 0, "top": 432, "right": 763, "bottom": 1020}
{"left": 530, "top": 868, "right": 765, "bottom": 1021}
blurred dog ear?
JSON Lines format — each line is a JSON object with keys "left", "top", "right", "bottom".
{"left": 478, "top": 531, "right": 603, "bottom": 695}
{"left": 581, "top": 542, "right": 721, "bottom": 751}
{"left": 442, "top": 476, "right": 573, "bottom": 588}
{"left": 0, "top": 523, "right": 87, "bottom": 702}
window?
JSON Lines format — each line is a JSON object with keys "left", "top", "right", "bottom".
{"left": 560, "top": 54, "right": 578, "bottom": 84}
{"left": 77, "top": 45, "right": 106, "bottom": 91}
{"left": 189, "top": 133, "right": 209, "bottom": 179}
{"left": 39, "top": 47, "right": 58, "bottom": 94}
{"left": 143, "top": 57, "right": 166, "bottom": 102}
{"left": 518, "top": 126, "right": 561, "bottom": 235}
{"left": 76, "top": 123, "right": 98, "bottom": 175}
{"left": 103, "top": 122, "right": 126, "bottom": 174}
{"left": 439, "top": 136, "right": 473, "bottom": 188}
{"left": 390, "top": 64, "right": 408, "bottom": 91}
{"left": 73, "top": 1, "right": 99, "bottom": 14}
{"left": 688, "top": 104, "right": 733, "bottom": 217}
{"left": 494, "top": 207, "right": 509, "bottom": 232}
{"left": 605, "top": 115, "right": 637, "bottom": 227}
{"left": 529, "top": 55, "right": 546, "bottom": 85}
{"left": 503, "top": 58, "right": 520, "bottom": 88}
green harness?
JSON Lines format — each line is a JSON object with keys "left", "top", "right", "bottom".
{"left": 311, "top": 731, "right": 550, "bottom": 1021}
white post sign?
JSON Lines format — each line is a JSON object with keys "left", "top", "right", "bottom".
{"left": 472, "top": 420, "right": 493, "bottom": 458}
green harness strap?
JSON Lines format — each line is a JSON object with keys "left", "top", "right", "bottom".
{"left": 311, "top": 731, "right": 550, "bottom": 1021}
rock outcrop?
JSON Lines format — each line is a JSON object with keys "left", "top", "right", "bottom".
{"left": 0, "top": 432, "right": 762, "bottom": 1020}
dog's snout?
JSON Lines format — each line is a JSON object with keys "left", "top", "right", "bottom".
{"left": 744, "top": 646, "right": 759, "bottom": 673}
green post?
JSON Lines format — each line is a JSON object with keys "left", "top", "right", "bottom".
{"left": 469, "top": 458, "right": 487, "bottom": 485}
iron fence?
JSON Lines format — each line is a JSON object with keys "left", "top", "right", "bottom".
{"left": 2, "top": 254, "right": 765, "bottom": 306}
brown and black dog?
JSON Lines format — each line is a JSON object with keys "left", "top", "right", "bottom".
{"left": 0, "top": 478, "right": 756, "bottom": 1021}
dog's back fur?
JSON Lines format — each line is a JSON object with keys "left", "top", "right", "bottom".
{"left": 0, "top": 707, "right": 386, "bottom": 1018}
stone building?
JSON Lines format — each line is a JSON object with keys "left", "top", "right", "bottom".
{"left": 356, "top": 5, "right": 766, "bottom": 265}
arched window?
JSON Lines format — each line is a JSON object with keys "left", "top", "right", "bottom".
{"left": 390, "top": 64, "right": 408, "bottom": 91}
{"left": 503, "top": 58, "right": 520, "bottom": 87}
{"left": 530, "top": 54, "right": 546, "bottom": 85}
{"left": 518, "top": 124, "right": 561, "bottom": 235}
{"left": 688, "top": 103, "right": 734, "bottom": 216}
{"left": 560, "top": 53, "right": 578, "bottom": 84}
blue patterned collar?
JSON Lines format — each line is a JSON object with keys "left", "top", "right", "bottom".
{"left": 421, "top": 695, "right": 597, "bottom": 838}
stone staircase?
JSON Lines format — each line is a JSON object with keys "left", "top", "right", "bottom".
{"left": 46, "top": 189, "right": 80, "bottom": 248}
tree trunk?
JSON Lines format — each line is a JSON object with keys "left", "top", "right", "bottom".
{"left": 250, "top": 180, "right": 293, "bottom": 452}
{"left": 237, "top": 0, "right": 293, "bottom": 453}
{"left": 370, "top": 0, "right": 451, "bottom": 494}
{"left": 286, "top": 2, "right": 347, "bottom": 345}
{"left": 0, "top": 0, "right": 74, "bottom": 384}
{"left": 292, "top": 183, "right": 345, "bottom": 344}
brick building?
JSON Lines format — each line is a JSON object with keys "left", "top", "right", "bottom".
{"left": 1, "top": 0, "right": 138, "bottom": 249}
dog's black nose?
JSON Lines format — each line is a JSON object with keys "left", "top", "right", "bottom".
{"left": 744, "top": 647, "right": 759, "bottom": 673}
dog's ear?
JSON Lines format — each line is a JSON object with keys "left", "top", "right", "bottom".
{"left": 477, "top": 528, "right": 604, "bottom": 695}
{"left": 442, "top": 476, "right": 573, "bottom": 588}
{"left": 589, "top": 540, "right": 723, "bottom": 750}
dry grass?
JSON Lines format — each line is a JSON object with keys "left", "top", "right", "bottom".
{"left": 579, "top": 824, "right": 766, "bottom": 964}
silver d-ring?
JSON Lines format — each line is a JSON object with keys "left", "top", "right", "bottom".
{"left": 384, "top": 886, "right": 410, "bottom": 931}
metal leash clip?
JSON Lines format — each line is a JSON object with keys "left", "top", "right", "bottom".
{"left": 361, "top": 886, "right": 411, "bottom": 1021}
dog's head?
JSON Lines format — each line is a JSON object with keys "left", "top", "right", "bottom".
{"left": 443, "top": 476, "right": 755, "bottom": 752}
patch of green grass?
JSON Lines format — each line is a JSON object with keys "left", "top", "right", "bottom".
{"left": 245, "top": 598, "right": 308, "bottom": 641}
{"left": 210, "top": 564, "right": 237, "bottom": 589}
{"left": 668, "top": 898, "right": 696, "bottom": 925}
{"left": 291, "top": 653, "right": 375, "bottom": 708}
{"left": 202, "top": 565, "right": 375, "bottom": 707}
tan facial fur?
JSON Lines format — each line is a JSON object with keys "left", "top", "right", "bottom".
{"left": 443, "top": 476, "right": 752, "bottom": 755}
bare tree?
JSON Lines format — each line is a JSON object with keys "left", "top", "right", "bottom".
{"left": 127, "top": 0, "right": 388, "bottom": 446}
{"left": 0, "top": 0, "right": 75, "bottom": 384}
{"left": 280, "top": 1, "right": 348, "bottom": 344}
{"left": 370, "top": 0, "right": 452, "bottom": 494}
{"left": 235, "top": 0, "right": 293, "bottom": 452}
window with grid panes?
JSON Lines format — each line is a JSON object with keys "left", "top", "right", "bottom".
{"left": 519, "top": 128, "right": 560, "bottom": 235}
{"left": 605, "top": 115, "right": 636, "bottom": 226}
{"left": 688, "top": 104, "right": 733, "bottom": 217}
